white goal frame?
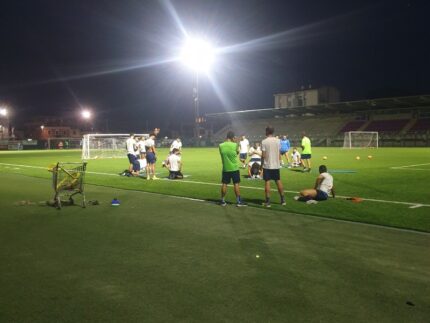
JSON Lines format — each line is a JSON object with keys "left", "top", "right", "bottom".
{"left": 82, "top": 133, "right": 149, "bottom": 160}
{"left": 343, "top": 131, "right": 379, "bottom": 149}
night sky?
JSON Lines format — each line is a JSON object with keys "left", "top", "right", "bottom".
{"left": 0, "top": 0, "right": 429, "bottom": 132}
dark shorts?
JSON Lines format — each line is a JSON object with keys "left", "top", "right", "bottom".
{"left": 315, "top": 190, "right": 328, "bottom": 201}
{"left": 146, "top": 152, "right": 156, "bottom": 164}
{"left": 127, "top": 153, "right": 137, "bottom": 164}
{"left": 169, "top": 171, "right": 183, "bottom": 179}
{"left": 132, "top": 161, "right": 140, "bottom": 172}
{"left": 280, "top": 150, "right": 289, "bottom": 155}
{"left": 222, "top": 170, "right": 241, "bottom": 184}
{"left": 263, "top": 168, "right": 280, "bottom": 181}
{"left": 301, "top": 154, "right": 311, "bottom": 159}
{"left": 239, "top": 153, "right": 247, "bottom": 160}
{"left": 249, "top": 157, "right": 261, "bottom": 163}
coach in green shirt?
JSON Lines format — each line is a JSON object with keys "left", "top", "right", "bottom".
{"left": 301, "top": 132, "right": 312, "bottom": 172}
{"left": 219, "top": 131, "right": 246, "bottom": 207}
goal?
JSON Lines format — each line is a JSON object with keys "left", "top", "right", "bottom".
{"left": 343, "top": 131, "right": 378, "bottom": 149}
{"left": 82, "top": 133, "right": 148, "bottom": 160}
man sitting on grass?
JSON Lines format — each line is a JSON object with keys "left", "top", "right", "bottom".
{"left": 294, "top": 165, "right": 335, "bottom": 204}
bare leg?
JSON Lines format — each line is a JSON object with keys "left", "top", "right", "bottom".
{"left": 300, "top": 189, "right": 318, "bottom": 198}
{"left": 275, "top": 180, "right": 285, "bottom": 201}
{"left": 265, "top": 180, "right": 271, "bottom": 201}
{"left": 221, "top": 183, "right": 227, "bottom": 199}
{"left": 233, "top": 183, "right": 241, "bottom": 197}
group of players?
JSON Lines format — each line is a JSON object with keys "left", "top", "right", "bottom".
{"left": 125, "top": 132, "right": 183, "bottom": 180}
{"left": 219, "top": 127, "right": 335, "bottom": 207}
{"left": 238, "top": 132, "right": 312, "bottom": 179}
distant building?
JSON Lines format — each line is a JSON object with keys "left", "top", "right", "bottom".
{"left": 274, "top": 86, "right": 340, "bottom": 109}
{"left": 0, "top": 118, "right": 9, "bottom": 140}
{"left": 23, "top": 116, "right": 82, "bottom": 140}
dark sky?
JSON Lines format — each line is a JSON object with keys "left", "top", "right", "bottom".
{"left": 0, "top": 0, "right": 429, "bottom": 131}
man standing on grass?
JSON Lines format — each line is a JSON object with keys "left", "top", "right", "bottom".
{"left": 261, "top": 126, "right": 286, "bottom": 207}
{"left": 239, "top": 135, "right": 250, "bottom": 168}
{"left": 219, "top": 131, "right": 246, "bottom": 207}
{"left": 301, "top": 131, "right": 312, "bottom": 172}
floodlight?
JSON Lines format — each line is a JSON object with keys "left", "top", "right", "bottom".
{"left": 180, "top": 38, "right": 215, "bottom": 72}
{"left": 81, "top": 110, "right": 92, "bottom": 120}
{"left": 0, "top": 108, "right": 8, "bottom": 117}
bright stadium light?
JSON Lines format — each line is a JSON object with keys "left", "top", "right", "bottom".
{"left": 81, "top": 109, "right": 92, "bottom": 120}
{"left": 0, "top": 108, "right": 8, "bottom": 117}
{"left": 180, "top": 38, "right": 215, "bottom": 73}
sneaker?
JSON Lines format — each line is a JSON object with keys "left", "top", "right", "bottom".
{"left": 294, "top": 196, "right": 300, "bottom": 201}
{"left": 236, "top": 201, "right": 247, "bottom": 207}
{"left": 306, "top": 199, "right": 318, "bottom": 204}
{"left": 262, "top": 202, "right": 271, "bottom": 208}
{"left": 220, "top": 201, "right": 227, "bottom": 206}
{"left": 152, "top": 176, "right": 160, "bottom": 180}
{"left": 281, "top": 200, "right": 286, "bottom": 206}
{"left": 303, "top": 168, "right": 308, "bottom": 172}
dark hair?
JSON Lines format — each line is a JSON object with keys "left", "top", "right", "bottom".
{"left": 172, "top": 148, "right": 179, "bottom": 154}
{"left": 149, "top": 133, "right": 155, "bottom": 137}
{"left": 130, "top": 133, "right": 135, "bottom": 137}
{"left": 266, "top": 126, "right": 274, "bottom": 135}
{"left": 226, "top": 131, "right": 235, "bottom": 140}
{"left": 319, "top": 165, "right": 327, "bottom": 173}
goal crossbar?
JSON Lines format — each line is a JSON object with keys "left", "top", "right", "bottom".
{"left": 343, "top": 131, "right": 379, "bottom": 149}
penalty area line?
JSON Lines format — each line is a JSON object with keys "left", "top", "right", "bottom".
{"left": 0, "top": 162, "right": 429, "bottom": 208}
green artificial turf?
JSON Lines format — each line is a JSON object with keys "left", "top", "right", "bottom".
{"left": 0, "top": 173, "right": 429, "bottom": 322}
{"left": 0, "top": 147, "right": 429, "bottom": 231}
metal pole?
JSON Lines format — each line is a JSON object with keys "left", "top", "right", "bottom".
{"left": 193, "top": 72, "right": 199, "bottom": 139}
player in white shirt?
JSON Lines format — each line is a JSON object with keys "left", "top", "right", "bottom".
{"left": 239, "top": 135, "right": 250, "bottom": 168}
{"left": 170, "top": 138, "right": 182, "bottom": 152}
{"left": 145, "top": 134, "right": 158, "bottom": 180}
{"left": 137, "top": 136, "right": 146, "bottom": 159}
{"left": 295, "top": 165, "right": 335, "bottom": 203}
{"left": 291, "top": 147, "right": 301, "bottom": 168}
{"left": 166, "top": 148, "right": 183, "bottom": 179}
{"left": 247, "top": 142, "right": 263, "bottom": 178}
{"left": 125, "top": 134, "right": 139, "bottom": 175}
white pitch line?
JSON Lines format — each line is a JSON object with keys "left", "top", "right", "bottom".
{"left": 1, "top": 162, "right": 429, "bottom": 208}
{"left": 390, "top": 168, "right": 430, "bottom": 171}
{"left": 390, "top": 162, "right": 430, "bottom": 169}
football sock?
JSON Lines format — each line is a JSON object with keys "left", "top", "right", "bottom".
{"left": 236, "top": 196, "right": 241, "bottom": 203}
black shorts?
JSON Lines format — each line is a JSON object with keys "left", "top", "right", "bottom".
{"left": 315, "top": 190, "right": 328, "bottom": 201}
{"left": 239, "top": 153, "right": 247, "bottom": 160}
{"left": 301, "top": 154, "right": 311, "bottom": 159}
{"left": 146, "top": 152, "right": 156, "bottom": 164}
{"left": 263, "top": 168, "right": 280, "bottom": 181}
{"left": 128, "top": 153, "right": 137, "bottom": 164}
{"left": 169, "top": 171, "right": 183, "bottom": 179}
{"left": 222, "top": 170, "right": 240, "bottom": 184}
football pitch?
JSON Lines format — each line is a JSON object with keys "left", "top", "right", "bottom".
{"left": 0, "top": 147, "right": 429, "bottom": 322}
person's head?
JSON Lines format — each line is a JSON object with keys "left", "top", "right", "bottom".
{"left": 176, "top": 137, "right": 180, "bottom": 141}
{"left": 130, "top": 133, "right": 135, "bottom": 138}
{"left": 265, "top": 126, "right": 275, "bottom": 136}
{"left": 149, "top": 133, "right": 155, "bottom": 139}
{"left": 172, "top": 148, "right": 179, "bottom": 154}
{"left": 226, "top": 131, "right": 235, "bottom": 141}
{"left": 293, "top": 147, "right": 298, "bottom": 152}
{"left": 282, "top": 135, "right": 287, "bottom": 140}
{"left": 302, "top": 131, "right": 306, "bottom": 138}
{"left": 241, "top": 135, "right": 246, "bottom": 140}
{"left": 255, "top": 142, "right": 261, "bottom": 148}
{"left": 319, "top": 165, "right": 327, "bottom": 174}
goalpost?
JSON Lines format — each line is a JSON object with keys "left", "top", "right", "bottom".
{"left": 82, "top": 133, "right": 148, "bottom": 160}
{"left": 343, "top": 131, "right": 379, "bottom": 149}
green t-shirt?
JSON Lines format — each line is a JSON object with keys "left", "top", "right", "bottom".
{"left": 301, "top": 136, "right": 312, "bottom": 154}
{"left": 219, "top": 141, "right": 239, "bottom": 172}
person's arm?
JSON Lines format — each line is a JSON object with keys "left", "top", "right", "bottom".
{"left": 331, "top": 186, "right": 336, "bottom": 198}
{"left": 314, "top": 175, "right": 323, "bottom": 190}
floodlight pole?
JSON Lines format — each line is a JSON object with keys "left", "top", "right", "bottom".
{"left": 193, "top": 72, "right": 200, "bottom": 140}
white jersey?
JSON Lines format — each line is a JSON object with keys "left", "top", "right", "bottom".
{"left": 137, "top": 140, "right": 146, "bottom": 153}
{"left": 318, "top": 172, "right": 333, "bottom": 194}
{"left": 126, "top": 138, "right": 137, "bottom": 155}
{"left": 261, "top": 136, "right": 281, "bottom": 169}
{"left": 170, "top": 140, "right": 182, "bottom": 152}
{"left": 138, "top": 158, "right": 147, "bottom": 170}
{"left": 292, "top": 151, "right": 301, "bottom": 163}
{"left": 239, "top": 139, "right": 249, "bottom": 154}
{"left": 145, "top": 138, "right": 155, "bottom": 151}
{"left": 248, "top": 147, "right": 262, "bottom": 159}
{"left": 168, "top": 154, "right": 181, "bottom": 171}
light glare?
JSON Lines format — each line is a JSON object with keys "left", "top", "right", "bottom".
{"left": 81, "top": 110, "right": 92, "bottom": 120}
{"left": 180, "top": 38, "right": 215, "bottom": 72}
{"left": 0, "top": 108, "right": 7, "bottom": 116}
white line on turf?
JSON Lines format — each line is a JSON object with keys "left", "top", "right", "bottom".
{"left": 1, "top": 162, "right": 429, "bottom": 208}
{"left": 390, "top": 162, "right": 430, "bottom": 169}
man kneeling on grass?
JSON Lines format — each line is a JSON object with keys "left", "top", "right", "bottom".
{"left": 166, "top": 148, "right": 183, "bottom": 179}
{"left": 294, "top": 165, "right": 335, "bottom": 204}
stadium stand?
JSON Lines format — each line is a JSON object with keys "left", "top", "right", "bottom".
{"left": 364, "top": 119, "right": 409, "bottom": 132}
{"left": 408, "top": 118, "right": 430, "bottom": 133}
{"left": 338, "top": 120, "right": 367, "bottom": 133}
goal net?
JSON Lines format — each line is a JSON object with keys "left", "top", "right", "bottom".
{"left": 343, "top": 131, "right": 378, "bottom": 149}
{"left": 82, "top": 133, "right": 148, "bottom": 160}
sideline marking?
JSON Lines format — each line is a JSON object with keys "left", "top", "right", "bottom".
{"left": 391, "top": 162, "right": 430, "bottom": 169}
{"left": 1, "top": 162, "right": 429, "bottom": 208}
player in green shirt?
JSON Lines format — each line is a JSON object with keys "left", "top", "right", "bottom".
{"left": 301, "top": 131, "right": 312, "bottom": 172}
{"left": 219, "top": 131, "right": 246, "bottom": 207}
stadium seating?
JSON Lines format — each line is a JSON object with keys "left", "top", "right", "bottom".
{"left": 338, "top": 120, "right": 366, "bottom": 133}
{"left": 364, "top": 119, "right": 409, "bottom": 132}
{"left": 408, "top": 118, "right": 430, "bottom": 133}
